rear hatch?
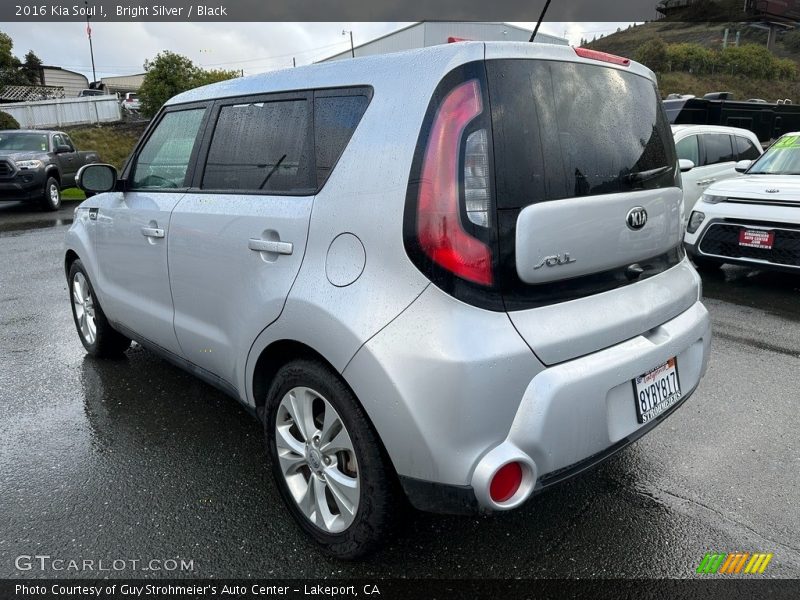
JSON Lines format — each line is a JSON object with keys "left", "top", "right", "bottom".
{"left": 403, "top": 46, "right": 695, "bottom": 365}
{"left": 487, "top": 51, "right": 691, "bottom": 364}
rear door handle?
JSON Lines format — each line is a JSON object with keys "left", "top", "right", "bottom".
{"left": 141, "top": 227, "right": 165, "bottom": 238}
{"left": 248, "top": 238, "right": 293, "bottom": 255}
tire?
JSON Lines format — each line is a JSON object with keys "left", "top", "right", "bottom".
{"left": 40, "top": 176, "right": 61, "bottom": 211}
{"left": 692, "top": 255, "right": 723, "bottom": 271}
{"left": 68, "top": 259, "right": 131, "bottom": 358}
{"left": 265, "top": 359, "right": 400, "bottom": 559}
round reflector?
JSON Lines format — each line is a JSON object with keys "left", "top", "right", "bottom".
{"left": 489, "top": 462, "right": 523, "bottom": 503}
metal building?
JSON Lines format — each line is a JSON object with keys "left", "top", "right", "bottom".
{"left": 39, "top": 66, "right": 89, "bottom": 98}
{"left": 101, "top": 73, "right": 146, "bottom": 95}
{"left": 319, "top": 22, "right": 568, "bottom": 63}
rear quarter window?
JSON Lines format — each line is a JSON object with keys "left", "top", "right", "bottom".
{"left": 735, "top": 135, "right": 761, "bottom": 160}
{"left": 314, "top": 93, "right": 370, "bottom": 188}
{"left": 488, "top": 59, "right": 677, "bottom": 209}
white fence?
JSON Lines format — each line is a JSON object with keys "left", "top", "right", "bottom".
{"left": 1, "top": 95, "right": 122, "bottom": 129}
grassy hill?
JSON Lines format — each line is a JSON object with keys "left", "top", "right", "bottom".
{"left": 587, "top": 21, "right": 800, "bottom": 101}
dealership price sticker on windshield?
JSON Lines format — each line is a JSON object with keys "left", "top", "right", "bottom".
{"left": 633, "top": 358, "right": 681, "bottom": 424}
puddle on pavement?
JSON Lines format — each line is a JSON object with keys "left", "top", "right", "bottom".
{"left": 0, "top": 218, "right": 74, "bottom": 236}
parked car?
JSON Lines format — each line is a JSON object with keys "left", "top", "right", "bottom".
{"left": 65, "top": 42, "right": 711, "bottom": 558}
{"left": 685, "top": 131, "right": 800, "bottom": 272}
{"left": 77, "top": 89, "right": 106, "bottom": 97}
{"left": 0, "top": 130, "right": 100, "bottom": 210}
{"left": 672, "top": 125, "right": 762, "bottom": 220}
{"left": 120, "top": 92, "right": 140, "bottom": 112}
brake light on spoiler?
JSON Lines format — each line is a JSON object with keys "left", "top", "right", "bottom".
{"left": 574, "top": 47, "right": 631, "bottom": 67}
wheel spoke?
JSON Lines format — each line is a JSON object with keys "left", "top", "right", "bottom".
{"left": 73, "top": 279, "right": 84, "bottom": 304}
{"left": 86, "top": 315, "right": 97, "bottom": 342}
{"left": 320, "top": 426, "right": 353, "bottom": 454}
{"left": 285, "top": 389, "right": 314, "bottom": 442}
{"left": 297, "top": 474, "right": 318, "bottom": 525}
{"left": 275, "top": 423, "right": 306, "bottom": 459}
{"left": 323, "top": 466, "right": 359, "bottom": 516}
{"left": 314, "top": 475, "right": 338, "bottom": 530}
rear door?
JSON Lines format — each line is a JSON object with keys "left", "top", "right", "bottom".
{"left": 698, "top": 132, "right": 737, "bottom": 189}
{"left": 486, "top": 57, "right": 694, "bottom": 364}
{"left": 168, "top": 92, "right": 316, "bottom": 386}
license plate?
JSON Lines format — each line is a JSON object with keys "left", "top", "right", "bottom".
{"left": 739, "top": 228, "right": 774, "bottom": 249}
{"left": 633, "top": 358, "right": 682, "bottom": 424}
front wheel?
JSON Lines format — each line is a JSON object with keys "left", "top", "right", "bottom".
{"left": 40, "top": 176, "right": 61, "bottom": 211}
{"left": 265, "top": 359, "right": 400, "bottom": 559}
{"left": 68, "top": 259, "right": 131, "bottom": 357}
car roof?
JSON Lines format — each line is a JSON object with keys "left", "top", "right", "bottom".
{"left": 671, "top": 124, "right": 762, "bottom": 142}
{"left": 0, "top": 129, "right": 55, "bottom": 134}
{"left": 167, "top": 41, "right": 654, "bottom": 106}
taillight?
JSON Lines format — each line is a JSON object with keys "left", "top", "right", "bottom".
{"left": 574, "top": 47, "right": 631, "bottom": 67}
{"left": 416, "top": 79, "right": 493, "bottom": 286}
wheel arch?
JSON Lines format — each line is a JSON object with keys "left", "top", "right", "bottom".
{"left": 45, "top": 166, "right": 61, "bottom": 184}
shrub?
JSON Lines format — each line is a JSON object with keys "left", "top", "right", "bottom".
{"left": 0, "top": 110, "right": 20, "bottom": 129}
{"left": 634, "top": 38, "right": 668, "bottom": 73}
{"left": 666, "top": 43, "right": 717, "bottom": 74}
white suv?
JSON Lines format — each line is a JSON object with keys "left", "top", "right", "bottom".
{"left": 673, "top": 124, "right": 762, "bottom": 219}
{"left": 65, "top": 42, "right": 711, "bottom": 558}
{"left": 685, "top": 131, "right": 800, "bottom": 272}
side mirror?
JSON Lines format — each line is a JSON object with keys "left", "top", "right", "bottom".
{"left": 55, "top": 144, "right": 72, "bottom": 154}
{"left": 77, "top": 163, "right": 118, "bottom": 194}
{"left": 735, "top": 159, "right": 752, "bottom": 173}
{"left": 678, "top": 159, "right": 695, "bottom": 172}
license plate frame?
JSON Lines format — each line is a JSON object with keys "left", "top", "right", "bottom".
{"left": 738, "top": 228, "right": 775, "bottom": 250}
{"left": 632, "top": 358, "right": 682, "bottom": 424}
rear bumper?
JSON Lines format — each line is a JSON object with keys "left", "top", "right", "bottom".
{"left": 346, "top": 282, "right": 711, "bottom": 514}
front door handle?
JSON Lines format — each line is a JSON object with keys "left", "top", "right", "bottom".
{"left": 248, "top": 238, "right": 293, "bottom": 255}
{"left": 141, "top": 226, "right": 165, "bottom": 238}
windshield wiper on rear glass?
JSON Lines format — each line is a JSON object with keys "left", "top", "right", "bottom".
{"left": 623, "top": 165, "right": 672, "bottom": 183}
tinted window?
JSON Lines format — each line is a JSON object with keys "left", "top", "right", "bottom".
{"left": 488, "top": 60, "right": 677, "bottom": 207}
{"left": 203, "top": 99, "right": 313, "bottom": 193}
{"left": 314, "top": 94, "right": 369, "bottom": 188}
{"left": 675, "top": 135, "right": 699, "bottom": 165}
{"left": 131, "top": 108, "right": 206, "bottom": 189}
{"left": 703, "top": 134, "right": 735, "bottom": 165}
{"left": 60, "top": 134, "right": 75, "bottom": 151}
{"left": 735, "top": 136, "right": 761, "bottom": 160}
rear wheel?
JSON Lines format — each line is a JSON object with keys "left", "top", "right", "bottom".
{"left": 265, "top": 359, "right": 399, "bottom": 559}
{"left": 40, "top": 176, "right": 61, "bottom": 211}
{"left": 68, "top": 259, "right": 131, "bottom": 357}
{"left": 692, "top": 255, "right": 723, "bottom": 271}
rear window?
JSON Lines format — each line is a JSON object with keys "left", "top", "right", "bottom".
{"left": 703, "top": 134, "right": 735, "bottom": 165}
{"left": 202, "top": 99, "right": 314, "bottom": 193}
{"left": 314, "top": 93, "right": 370, "bottom": 188}
{"left": 488, "top": 59, "right": 677, "bottom": 209}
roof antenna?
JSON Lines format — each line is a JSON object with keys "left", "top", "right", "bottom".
{"left": 529, "top": 0, "right": 552, "bottom": 42}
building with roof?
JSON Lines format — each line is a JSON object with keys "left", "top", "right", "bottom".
{"left": 318, "top": 21, "right": 568, "bottom": 63}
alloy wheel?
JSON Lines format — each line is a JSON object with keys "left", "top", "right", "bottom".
{"left": 72, "top": 272, "right": 96, "bottom": 345}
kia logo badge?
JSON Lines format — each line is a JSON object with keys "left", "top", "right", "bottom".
{"left": 626, "top": 207, "right": 648, "bottom": 230}
{"left": 765, "top": 188, "right": 780, "bottom": 193}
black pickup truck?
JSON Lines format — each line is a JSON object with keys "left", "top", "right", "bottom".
{"left": 0, "top": 130, "right": 100, "bottom": 211}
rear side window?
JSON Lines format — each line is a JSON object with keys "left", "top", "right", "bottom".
{"left": 703, "top": 134, "right": 735, "bottom": 165}
{"left": 488, "top": 59, "right": 677, "bottom": 208}
{"left": 131, "top": 108, "right": 206, "bottom": 189}
{"left": 314, "top": 94, "right": 369, "bottom": 188}
{"left": 735, "top": 135, "right": 761, "bottom": 160}
{"left": 203, "top": 99, "right": 314, "bottom": 193}
{"left": 675, "top": 135, "right": 699, "bottom": 165}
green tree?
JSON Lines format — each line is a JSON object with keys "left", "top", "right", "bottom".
{"left": 22, "top": 50, "right": 42, "bottom": 85}
{"left": 0, "top": 111, "right": 20, "bottom": 129}
{"left": 138, "top": 50, "right": 239, "bottom": 118}
{"left": 634, "top": 38, "right": 668, "bottom": 73}
{"left": 0, "top": 31, "right": 24, "bottom": 86}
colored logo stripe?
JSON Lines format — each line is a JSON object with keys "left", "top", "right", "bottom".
{"left": 697, "top": 552, "right": 773, "bottom": 574}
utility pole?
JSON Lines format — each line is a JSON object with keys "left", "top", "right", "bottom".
{"left": 85, "top": 0, "right": 96, "bottom": 85}
{"left": 343, "top": 29, "right": 355, "bottom": 58}
{"left": 293, "top": 57, "right": 296, "bottom": 67}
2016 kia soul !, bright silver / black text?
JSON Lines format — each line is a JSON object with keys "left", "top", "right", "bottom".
{"left": 65, "top": 42, "right": 711, "bottom": 558}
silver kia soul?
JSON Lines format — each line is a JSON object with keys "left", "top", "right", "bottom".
{"left": 65, "top": 42, "right": 711, "bottom": 558}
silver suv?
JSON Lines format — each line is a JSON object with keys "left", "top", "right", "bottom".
{"left": 65, "top": 42, "right": 711, "bottom": 558}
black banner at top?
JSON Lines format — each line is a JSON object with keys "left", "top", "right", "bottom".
{"left": 2, "top": 0, "right": 798, "bottom": 22}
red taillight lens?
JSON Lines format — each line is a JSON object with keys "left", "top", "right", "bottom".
{"left": 574, "top": 47, "right": 631, "bottom": 67}
{"left": 417, "top": 79, "right": 493, "bottom": 286}
{"left": 489, "top": 462, "right": 523, "bottom": 503}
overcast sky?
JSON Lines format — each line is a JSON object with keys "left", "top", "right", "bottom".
{"left": 1, "top": 22, "right": 633, "bottom": 81}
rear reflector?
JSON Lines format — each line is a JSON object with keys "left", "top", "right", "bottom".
{"left": 490, "top": 462, "right": 523, "bottom": 503}
{"left": 417, "top": 79, "right": 493, "bottom": 286}
{"left": 574, "top": 47, "right": 631, "bottom": 67}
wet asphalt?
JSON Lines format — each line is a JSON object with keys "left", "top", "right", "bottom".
{"left": 0, "top": 199, "right": 798, "bottom": 579}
